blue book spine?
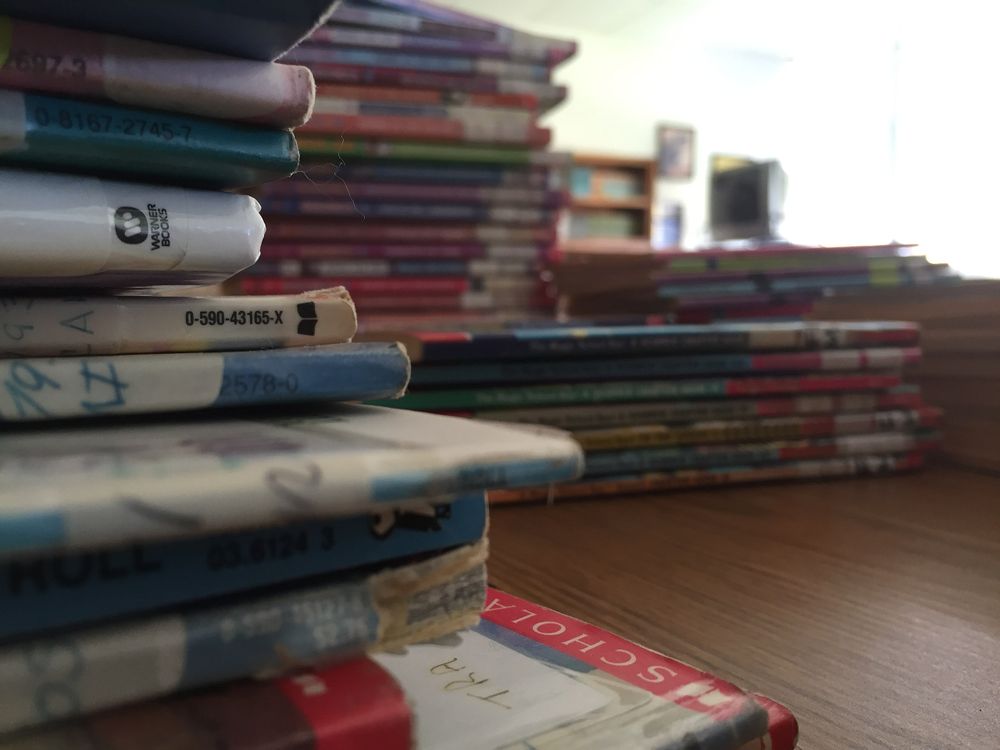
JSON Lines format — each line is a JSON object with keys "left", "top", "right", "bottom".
{"left": 0, "top": 543, "right": 487, "bottom": 735}
{"left": 0, "top": 494, "right": 486, "bottom": 642}
{"left": 583, "top": 443, "right": 786, "bottom": 478}
{"left": 0, "top": 91, "right": 299, "bottom": 189}
{"left": 0, "top": 342, "right": 410, "bottom": 421}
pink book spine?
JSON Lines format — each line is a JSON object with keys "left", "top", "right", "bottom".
{"left": 0, "top": 17, "right": 315, "bottom": 128}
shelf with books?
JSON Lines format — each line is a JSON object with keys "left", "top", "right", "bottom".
{"left": 566, "top": 153, "right": 655, "bottom": 241}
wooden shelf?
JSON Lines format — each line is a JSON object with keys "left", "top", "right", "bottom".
{"left": 570, "top": 196, "right": 650, "bottom": 210}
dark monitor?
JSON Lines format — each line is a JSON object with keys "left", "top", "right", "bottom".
{"left": 709, "top": 160, "right": 786, "bottom": 241}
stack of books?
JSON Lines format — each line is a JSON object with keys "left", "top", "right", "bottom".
{"left": 367, "top": 321, "right": 942, "bottom": 504}
{"left": 238, "top": 0, "right": 576, "bottom": 329}
{"left": 552, "top": 243, "right": 958, "bottom": 323}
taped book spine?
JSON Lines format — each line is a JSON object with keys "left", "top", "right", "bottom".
{"left": 0, "top": 91, "right": 299, "bottom": 189}
{"left": 259, "top": 242, "right": 545, "bottom": 261}
{"left": 0, "top": 342, "right": 409, "bottom": 421}
{"left": 4, "top": 658, "right": 413, "bottom": 750}
{"left": 574, "top": 407, "right": 942, "bottom": 451}
{"left": 375, "top": 374, "right": 905, "bottom": 411}
{"left": 0, "top": 16, "right": 316, "bottom": 127}
{"left": 0, "top": 493, "right": 487, "bottom": 641}
{"left": 582, "top": 430, "right": 937, "bottom": 478}
{"left": 489, "top": 452, "right": 927, "bottom": 504}
{"left": 0, "top": 542, "right": 488, "bottom": 735}
{"left": 0, "top": 168, "right": 262, "bottom": 282}
{"left": 408, "top": 348, "right": 921, "bottom": 387}
{"left": 314, "top": 82, "right": 541, "bottom": 109}
{"left": 263, "top": 221, "right": 556, "bottom": 244}
{"left": 286, "top": 46, "right": 551, "bottom": 82}
{"left": 473, "top": 389, "right": 927, "bottom": 430}
{"left": 0, "top": 288, "right": 356, "bottom": 357}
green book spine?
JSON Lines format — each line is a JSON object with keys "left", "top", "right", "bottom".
{"left": 297, "top": 136, "right": 561, "bottom": 166}
{"left": 0, "top": 91, "right": 299, "bottom": 188}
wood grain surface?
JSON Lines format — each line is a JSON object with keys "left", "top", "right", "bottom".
{"left": 488, "top": 463, "right": 1000, "bottom": 749}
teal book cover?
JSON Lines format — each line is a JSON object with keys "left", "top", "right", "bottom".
{"left": 0, "top": 90, "right": 299, "bottom": 188}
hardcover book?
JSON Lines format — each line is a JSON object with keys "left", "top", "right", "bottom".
{"left": 0, "top": 403, "right": 583, "bottom": 556}
{"left": 0, "top": 288, "right": 357, "bottom": 356}
{"left": 0, "top": 540, "right": 488, "bottom": 735}
{"left": 0, "top": 342, "right": 411, "bottom": 422}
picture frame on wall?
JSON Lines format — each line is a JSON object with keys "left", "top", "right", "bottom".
{"left": 656, "top": 124, "right": 695, "bottom": 180}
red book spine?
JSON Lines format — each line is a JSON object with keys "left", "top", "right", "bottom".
{"left": 299, "top": 114, "right": 550, "bottom": 146}
{"left": 308, "top": 63, "right": 505, "bottom": 92}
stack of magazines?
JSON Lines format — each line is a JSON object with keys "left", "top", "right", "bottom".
{"left": 239, "top": 0, "right": 576, "bottom": 328}
{"left": 367, "top": 321, "right": 942, "bottom": 504}
{"left": 552, "top": 243, "right": 958, "bottom": 323}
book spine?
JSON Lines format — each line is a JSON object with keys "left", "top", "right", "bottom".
{"left": 0, "top": 168, "right": 262, "bottom": 281}
{"left": 573, "top": 407, "right": 943, "bottom": 451}
{"left": 0, "top": 342, "right": 409, "bottom": 421}
{"left": 0, "top": 17, "right": 316, "bottom": 127}
{"left": 263, "top": 221, "right": 556, "bottom": 244}
{"left": 329, "top": 161, "right": 550, "bottom": 186}
{"left": 0, "top": 494, "right": 486, "bottom": 641}
{"left": 261, "top": 180, "right": 558, "bottom": 207}
{"left": 378, "top": 374, "right": 904, "bottom": 412}
{"left": 0, "top": 542, "right": 488, "bottom": 735}
{"left": 0, "top": 288, "right": 357, "bottom": 357}
{"left": 0, "top": 90, "right": 299, "bottom": 189}
{"left": 471, "top": 390, "right": 927, "bottom": 429}
{"left": 582, "top": 430, "right": 934, "bottom": 478}
{"left": 408, "top": 348, "right": 920, "bottom": 387}
{"left": 299, "top": 113, "right": 547, "bottom": 146}
{"left": 298, "top": 136, "right": 561, "bottom": 166}
{"left": 290, "top": 259, "right": 535, "bottom": 277}
{"left": 314, "top": 82, "right": 540, "bottom": 109}
{"left": 489, "top": 452, "right": 927, "bottom": 504}
{"left": 288, "top": 46, "right": 550, "bottom": 81}
{"left": 260, "top": 242, "right": 545, "bottom": 261}
{"left": 0, "top": 657, "right": 413, "bottom": 750}
{"left": 261, "top": 199, "right": 553, "bottom": 224}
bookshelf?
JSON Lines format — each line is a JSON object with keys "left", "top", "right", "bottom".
{"left": 565, "top": 153, "right": 655, "bottom": 242}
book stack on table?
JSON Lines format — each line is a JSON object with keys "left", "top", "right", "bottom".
{"left": 366, "top": 321, "right": 942, "bottom": 504}
{"left": 237, "top": 0, "right": 577, "bottom": 328}
{"left": 552, "top": 243, "right": 958, "bottom": 323}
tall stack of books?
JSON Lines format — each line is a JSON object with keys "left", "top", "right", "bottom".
{"left": 238, "top": 0, "right": 576, "bottom": 329}
{"left": 369, "top": 321, "right": 941, "bottom": 504}
{"left": 552, "top": 243, "right": 958, "bottom": 323}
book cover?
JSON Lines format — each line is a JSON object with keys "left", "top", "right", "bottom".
{"left": 385, "top": 321, "right": 920, "bottom": 363}
{"left": 467, "top": 388, "right": 926, "bottom": 430}
{"left": 572, "top": 407, "right": 942, "bottom": 451}
{"left": 264, "top": 220, "right": 556, "bottom": 244}
{"left": 581, "top": 430, "right": 939, "bottom": 479}
{"left": 0, "top": 90, "right": 299, "bottom": 189}
{"left": 0, "top": 403, "right": 583, "bottom": 556}
{"left": 0, "top": 16, "right": 316, "bottom": 127}
{"left": 0, "top": 342, "right": 410, "bottom": 422}
{"left": 0, "top": 657, "right": 412, "bottom": 749}
{"left": 0, "top": 0, "right": 339, "bottom": 61}
{"left": 0, "top": 540, "right": 487, "bottom": 735}
{"left": 373, "top": 586, "right": 789, "bottom": 749}
{"left": 407, "top": 347, "right": 921, "bottom": 388}
{"left": 374, "top": 373, "right": 904, "bottom": 411}
{"left": 0, "top": 492, "right": 487, "bottom": 641}
{"left": 0, "top": 167, "right": 262, "bottom": 287}
{"left": 285, "top": 45, "right": 551, "bottom": 82}
{"left": 0, "top": 288, "right": 357, "bottom": 357}
{"left": 260, "top": 242, "right": 545, "bottom": 262}
{"left": 490, "top": 451, "right": 927, "bottom": 504}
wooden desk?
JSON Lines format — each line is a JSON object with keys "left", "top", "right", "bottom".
{"left": 488, "top": 464, "right": 1000, "bottom": 749}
